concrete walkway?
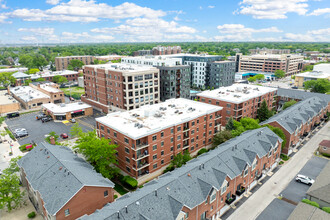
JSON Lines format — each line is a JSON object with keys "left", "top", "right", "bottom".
{"left": 227, "top": 121, "right": 330, "bottom": 220}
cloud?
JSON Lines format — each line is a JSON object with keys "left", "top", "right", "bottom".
{"left": 236, "top": 0, "right": 309, "bottom": 19}
{"left": 20, "top": 36, "right": 38, "bottom": 42}
{"left": 0, "top": 0, "right": 7, "bottom": 9}
{"left": 61, "top": 32, "right": 114, "bottom": 42}
{"left": 309, "top": 8, "right": 330, "bottom": 16}
{"left": 46, "top": 0, "right": 60, "bottom": 5}
{"left": 4, "top": 0, "right": 166, "bottom": 23}
{"left": 217, "top": 24, "right": 282, "bottom": 34}
{"left": 208, "top": 6, "right": 215, "bottom": 9}
{"left": 18, "top": 27, "right": 55, "bottom": 36}
{"left": 284, "top": 28, "right": 330, "bottom": 41}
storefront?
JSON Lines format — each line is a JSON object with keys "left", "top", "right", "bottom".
{"left": 42, "top": 102, "right": 93, "bottom": 121}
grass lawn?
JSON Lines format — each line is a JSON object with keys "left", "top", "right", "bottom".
{"left": 60, "top": 86, "right": 84, "bottom": 99}
{"left": 114, "top": 183, "right": 129, "bottom": 195}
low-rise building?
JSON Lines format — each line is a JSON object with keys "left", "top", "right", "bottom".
{"left": 294, "top": 71, "right": 330, "bottom": 87}
{"left": 249, "top": 48, "right": 291, "bottom": 55}
{"left": 96, "top": 98, "right": 222, "bottom": 182}
{"left": 288, "top": 202, "right": 330, "bottom": 220}
{"left": 0, "top": 90, "right": 20, "bottom": 114}
{"left": 235, "top": 71, "right": 275, "bottom": 82}
{"left": 319, "top": 140, "right": 330, "bottom": 155}
{"left": 55, "top": 56, "right": 95, "bottom": 71}
{"left": 82, "top": 63, "right": 160, "bottom": 113}
{"left": 12, "top": 72, "right": 31, "bottom": 86}
{"left": 18, "top": 142, "right": 115, "bottom": 220}
{"left": 81, "top": 127, "right": 282, "bottom": 220}
{"left": 0, "top": 67, "right": 28, "bottom": 73}
{"left": 30, "top": 70, "right": 79, "bottom": 82}
{"left": 122, "top": 56, "right": 182, "bottom": 66}
{"left": 42, "top": 102, "right": 93, "bottom": 121}
{"left": 9, "top": 86, "right": 50, "bottom": 109}
{"left": 133, "top": 46, "right": 181, "bottom": 56}
{"left": 29, "top": 82, "right": 65, "bottom": 104}
{"left": 261, "top": 96, "right": 328, "bottom": 154}
{"left": 306, "top": 161, "right": 330, "bottom": 208}
{"left": 197, "top": 84, "right": 277, "bottom": 125}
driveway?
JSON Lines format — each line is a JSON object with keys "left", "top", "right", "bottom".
{"left": 256, "top": 199, "right": 296, "bottom": 220}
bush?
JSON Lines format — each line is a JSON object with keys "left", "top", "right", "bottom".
{"left": 5, "top": 127, "right": 16, "bottom": 141}
{"left": 163, "top": 164, "right": 175, "bottom": 174}
{"left": 27, "top": 211, "right": 36, "bottom": 218}
{"left": 0, "top": 116, "right": 5, "bottom": 126}
{"left": 321, "top": 152, "right": 330, "bottom": 158}
{"left": 280, "top": 154, "right": 290, "bottom": 161}
{"left": 279, "top": 161, "right": 284, "bottom": 165}
{"left": 197, "top": 148, "right": 208, "bottom": 156}
{"left": 120, "top": 175, "right": 138, "bottom": 189}
{"left": 114, "top": 195, "right": 118, "bottom": 199}
{"left": 302, "top": 199, "right": 320, "bottom": 208}
{"left": 322, "top": 207, "right": 330, "bottom": 213}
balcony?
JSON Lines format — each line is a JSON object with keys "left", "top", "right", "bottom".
{"left": 215, "top": 114, "right": 221, "bottom": 119}
{"left": 133, "top": 162, "right": 150, "bottom": 171}
{"left": 132, "top": 151, "right": 149, "bottom": 161}
{"left": 236, "top": 187, "right": 246, "bottom": 196}
{"left": 225, "top": 194, "right": 237, "bottom": 205}
{"left": 183, "top": 126, "right": 189, "bottom": 131}
{"left": 132, "top": 142, "right": 149, "bottom": 151}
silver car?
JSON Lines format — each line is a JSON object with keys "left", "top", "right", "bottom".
{"left": 295, "top": 174, "right": 315, "bottom": 186}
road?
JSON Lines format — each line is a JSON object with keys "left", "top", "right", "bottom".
{"left": 227, "top": 121, "right": 330, "bottom": 220}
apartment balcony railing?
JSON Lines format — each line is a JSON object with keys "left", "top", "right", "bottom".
{"left": 133, "top": 162, "right": 150, "bottom": 171}
{"left": 183, "top": 126, "right": 189, "bottom": 131}
{"left": 132, "top": 151, "right": 149, "bottom": 161}
{"left": 132, "top": 143, "right": 149, "bottom": 151}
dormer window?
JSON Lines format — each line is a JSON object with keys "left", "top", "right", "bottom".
{"left": 221, "top": 180, "right": 228, "bottom": 195}
{"left": 210, "top": 189, "right": 217, "bottom": 203}
{"left": 252, "top": 159, "right": 257, "bottom": 171}
{"left": 244, "top": 166, "right": 249, "bottom": 177}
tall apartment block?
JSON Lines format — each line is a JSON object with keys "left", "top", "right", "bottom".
{"left": 82, "top": 64, "right": 160, "bottom": 113}
{"left": 55, "top": 56, "right": 95, "bottom": 71}
{"left": 208, "top": 61, "right": 236, "bottom": 89}
{"left": 197, "top": 84, "right": 277, "bottom": 125}
{"left": 96, "top": 98, "right": 223, "bottom": 181}
{"left": 133, "top": 46, "right": 181, "bottom": 56}
{"left": 235, "top": 53, "right": 303, "bottom": 76}
{"left": 122, "top": 56, "right": 190, "bottom": 101}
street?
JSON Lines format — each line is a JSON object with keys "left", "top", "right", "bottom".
{"left": 227, "top": 121, "right": 330, "bottom": 220}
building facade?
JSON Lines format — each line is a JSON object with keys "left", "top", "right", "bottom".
{"left": 42, "top": 102, "right": 93, "bottom": 121}
{"left": 96, "top": 98, "right": 222, "bottom": 182}
{"left": 197, "top": 84, "right": 277, "bottom": 125}
{"left": 133, "top": 46, "right": 181, "bottom": 56}
{"left": 235, "top": 53, "right": 303, "bottom": 76}
{"left": 17, "top": 142, "right": 115, "bottom": 220}
{"left": 0, "top": 90, "right": 20, "bottom": 114}
{"left": 29, "top": 82, "right": 65, "bottom": 104}
{"left": 208, "top": 61, "right": 236, "bottom": 89}
{"left": 9, "top": 86, "right": 51, "bottom": 109}
{"left": 55, "top": 56, "right": 95, "bottom": 71}
{"left": 82, "top": 64, "right": 160, "bottom": 113}
{"left": 249, "top": 48, "right": 291, "bottom": 55}
{"left": 31, "top": 70, "right": 79, "bottom": 82}
{"left": 81, "top": 127, "right": 282, "bottom": 220}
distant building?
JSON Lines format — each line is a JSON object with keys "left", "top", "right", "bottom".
{"left": 29, "top": 82, "right": 65, "bottom": 104}
{"left": 235, "top": 53, "right": 303, "bottom": 76}
{"left": 294, "top": 71, "right": 330, "bottom": 87}
{"left": 96, "top": 98, "right": 222, "bottom": 181}
{"left": 0, "top": 90, "right": 20, "bottom": 114}
{"left": 82, "top": 63, "right": 160, "bottom": 113}
{"left": 30, "top": 70, "right": 79, "bottom": 82}
{"left": 12, "top": 72, "right": 31, "bottom": 86}
{"left": 133, "top": 46, "right": 181, "bottom": 56}
{"left": 55, "top": 56, "right": 95, "bottom": 71}
{"left": 94, "top": 55, "right": 126, "bottom": 61}
{"left": 9, "top": 86, "right": 51, "bottom": 109}
{"left": 78, "top": 76, "right": 84, "bottom": 87}
{"left": 122, "top": 56, "right": 182, "bottom": 66}
{"left": 249, "top": 48, "right": 291, "bottom": 55}
{"left": 0, "top": 67, "right": 28, "bottom": 73}
{"left": 18, "top": 142, "right": 115, "bottom": 220}
{"left": 42, "top": 102, "right": 93, "bottom": 121}
{"left": 235, "top": 72, "right": 275, "bottom": 82}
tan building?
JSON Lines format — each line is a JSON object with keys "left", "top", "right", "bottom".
{"left": 94, "top": 55, "right": 126, "bottom": 61}
{"left": 82, "top": 63, "right": 160, "bottom": 113}
{"left": 42, "top": 102, "right": 93, "bottom": 121}
{"left": 294, "top": 71, "right": 330, "bottom": 87}
{"left": 55, "top": 56, "right": 95, "bottom": 71}
{"left": 9, "top": 86, "right": 51, "bottom": 110}
{"left": 236, "top": 53, "right": 303, "bottom": 76}
{"left": 96, "top": 98, "right": 222, "bottom": 182}
{"left": 29, "top": 82, "right": 65, "bottom": 104}
{"left": 0, "top": 90, "right": 20, "bottom": 114}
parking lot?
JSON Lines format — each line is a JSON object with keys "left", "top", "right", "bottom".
{"left": 256, "top": 156, "right": 329, "bottom": 220}
{"left": 5, "top": 110, "right": 105, "bottom": 145}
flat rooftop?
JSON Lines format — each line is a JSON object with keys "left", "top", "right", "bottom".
{"left": 84, "top": 63, "right": 158, "bottom": 73}
{"left": 313, "top": 63, "right": 330, "bottom": 73}
{"left": 39, "top": 84, "right": 62, "bottom": 93}
{"left": 296, "top": 71, "right": 330, "bottom": 79}
{"left": 10, "top": 86, "right": 50, "bottom": 102}
{"left": 213, "top": 60, "right": 235, "bottom": 64}
{"left": 42, "top": 102, "right": 92, "bottom": 114}
{"left": 0, "top": 67, "right": 28, "bottom": 73}
{"left": 163, "top": 53, "right": 222, "bottom": 58}
{"left": 198, "top": 84, "right": 277, "bottom": 104}
{"left": 0, "top": 90, "right": 18, "bottom": 105}
{"left": 96, "top": 98, "right": 222, "bottom": 139}
{"left": 30, "top": 70, "right": 78, "bottom": 79}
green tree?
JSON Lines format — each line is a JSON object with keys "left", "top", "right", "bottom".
{"left": 35, "top": 77, "right": 46, "bottom": 82}
{"left": 240, "top": 117, "right": 261, "bottom": 130}
{"left": 24, "top": 79, "right": 32, "bottom": 86}
{"left": 3, "top": 156, "right": 22, "bottom": 175}
{"left": 67, "top": 60, "right": 85, "bottom": 71}
{"left": 26, "top": 68, "right": 40, "bottom": 74}
{"left": 304, "top": 79, "right": 330, "bottom": 94}
{"left": 170, "top": 150, "right": 191, "bottom": 168}
{"left": 283, "top": 100, "right": 297, "bottom": 110}
{"left": 45, "top": 131, "right": 59, "bottom": 143}
{"left": 255, "top": 74, "right": 265, "bottom": 81}
{"left": 212, "top": 130, "right": 232, "bottom": 147}
{"left": 257, "top": 100, "right": 273, "bottom": 122}
{"left": 248, "top": 76, "right": 256, "bottom": 82}
{"left": 73, "top": 130, "right": 118, "bottom": 179}
{"left": 274, "top": 70, "right": 285, "bottom": 78}
{"left": 0, "top": 172, "right": 24, "bottom": 212}
{"left": 0, "top": 72, "right": 16, "bottom": 87}
{"left": 52, "top": 75, "right": 68, "bottom": 84}
{"left": 70, "top": 122, "right": 84, "bottom": 138}
{"left": 225, "top": 117, "right": 235, "bottom": 131}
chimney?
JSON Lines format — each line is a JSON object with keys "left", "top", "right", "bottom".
{"left": 50, "top": 136, "right": 56, "bottom": 145}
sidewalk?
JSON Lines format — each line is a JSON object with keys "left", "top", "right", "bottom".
{"left": 227, "top": 121, "right": 330, "bottom": 220}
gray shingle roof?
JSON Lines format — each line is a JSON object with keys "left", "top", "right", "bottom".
{"left": 277, "top": 88, "right": 330, "bottom": 103}
{"left": 17, "top": 142, "right": 114, "bottom": 216}
{"left": 306, "top": 161, "right": 330, "bottom": 204}
{"left": 261, "top": 96, "right": 328, "bottom": 134}
{"left": 288, "top": 202, "right": 330, "bottom": 220}
{"left": 12, "top": 71, "right": 30, "bottom": 78}
{"left": 80, "top": 127, "right": 282, "bottom": 220}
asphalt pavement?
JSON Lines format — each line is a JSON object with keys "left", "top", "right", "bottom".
{"left": 256, "top": 199, "right": 296, "bottom": 220}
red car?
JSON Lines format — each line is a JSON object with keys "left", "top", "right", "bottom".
{"left": 60, "top": 133, "right": 68, "bottom": 139}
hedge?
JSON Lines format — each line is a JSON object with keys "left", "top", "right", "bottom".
{"left": 19, "top": 143, "right": 34, "bottom": 152}
{"left": 302, "top": 199, "right": 320, "bottom": 208}
{"left": 163, "top": 164, "right": 175, "bottom": 174}
{"left": 120, "top": 175, "right": 138, "bottom": 189}
{"left": 197, "top": 148, "right": 208, "bottom": 156}
{"left": 321, "top": 152, "right": 330, "bottom": 158}
{"left": 27, "top": 211, "right": 36, "bottom": 218}
{"left": 322, "top": 207, "right": 330, "bottom": 213}
{"left": 280, "top": 154, "right": 290, "bottom": 161}
{"left": 5, "top": 127, "right": 16, "bottom": 141}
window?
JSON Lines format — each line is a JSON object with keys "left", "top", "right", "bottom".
{"left": 161, "top": 141, "right": 164, "bottom": 146}
{"left": 125, "top": 147, "right": 129, "bottom": 154}
{"left": 177, "top": 144, "right": 181, "bottom": 149}
{"left": 114, "top": 132, "right": 117, "bottom": 137}
{"left": 252, "top": 160, "right": 256, "bottom": 171}
{"left": 244, "top": 166, "right": 249, "bottom": 176}
{"left": 177, "top": 126, "right": 181, "bottom": 132}
{"left": 104, "top": 190, "right": 108, "bottom": 197}
{"left": 153, "top": 145, "right": 157, "bottom": 151}
{"left": 221, "top": 183, "right": 227, "bottom": 195}
{"left": 107, "top": 128, "right": 110, "bottom": 134}
{"left": 170, "top": 146, "right": 174, "bottom": 151}
{"left": 153, "top": 163, "right": 157, "bottom": 169}
{"left": 65, "top": 209, "right": 70, "bottom": 217}
{"left": 210, "top": 190, "right": 216, "bottom": 203}
{"left": 171, "top": 128, "right": 174, "bottom": 134}
{"left": 124, "top": 137, "right": 129, "bottom": 144}
{"left": 100, "top": 125, "right": 104, "bottom": 131}
{"left": 192, "top": 121, "right": 195, "bottom": 126}
{"left": 177, "top": 135, "right": 181, "bottom": 140}
{"left": 152, "top": 135, "right": 157, "bottom": 141}
{"left": 197, "top": 119, "right": 199, "bottom": 123}
{"left": 161, "top": 150, "right": 164, "bottom": 156}
{"left": 161, "top": 160, "right": 164, "bottom": 164}
{"left": 126, "top": 166, "right": 131, "bottom": 173}
{"left": 153, "top": 154, "right": 157, "bottom": 160}
{"left": 161, "top": 132, "right": 164, "bottom": 137}
{"left": 125, "top": 157, "right": 130, "bottom": 163}
{"left": 200, "top": 211, "right": 206, "bottom": 220}
{"left": 171, "top": 137, "right": 174, "bottom": 143}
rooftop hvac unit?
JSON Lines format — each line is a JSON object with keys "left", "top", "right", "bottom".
{"left": 138, "top": 124, "right": 143, "bottom": 129}
{"left": 78, "top": 102, "right": 83, "bottom": 105}
{"left": 134, "top": 123, "right": 139, "bottom": 127}
{"left": 175, "top": 110, "right": 179, "bottom": 114}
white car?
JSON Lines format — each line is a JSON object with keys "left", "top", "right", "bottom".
{"left": 295, "top": 174, "right": 315, "bottom": 186}
{"left": 14, "top": 128, "right": 27, "bottom": 133}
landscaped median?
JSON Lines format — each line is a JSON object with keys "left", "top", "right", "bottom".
{"left": 60, "top": 86, "right": 85, "bottom": 100}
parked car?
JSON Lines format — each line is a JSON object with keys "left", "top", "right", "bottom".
{"left": 70, "top": 118, "right": 76, "bottom": 123}
{"left": 60, "top": 133, "right": 69, "bottom": 139}
{"left": 15, "top": 131, "right": 28, "bottom": 138}
{"left": 7, "top": 112, "right": 20, "bottom": 119}
{"left": 36, "top": 113, "right": 46, "bottom": 120}
{"left": 291, "top": 86, "right": 298, "bottom": 89}
{"left": 41, "top": 117, "right": 53, "bottom": 123}
{"left": 14, "top": 128, "right": 27, "bottom": 133}
{"left": 295, "top": 174, "right": 315, "bottom": 186}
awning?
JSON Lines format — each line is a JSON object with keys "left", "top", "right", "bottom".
{"left": 72, "top": 110, "right": 83, "bottom": 113}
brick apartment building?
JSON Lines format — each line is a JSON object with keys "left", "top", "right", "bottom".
{"left": 197, "top": 84, "right": 277, "bottom": 125}
{"left": 81, "top": 127, "right": 282, "bottom": 220}
{"left": 133, "top": 46, "right": 181, "bottom": 56}
{"left": 96, "top": 98, "right": 223, "bottom": 181}
{"left": 235, "top": 53, "right": 303, "bottom": 76}
{"left": 55, "top": 56, "right": 95, "bottom": 71}
{"left": 17, "top": 142, "right": 115, "bottom": 220}
{"left": 82, "top": 63, "right": 160, "bottom": 113}
{"left": 31, "top": 70, "right": 80, "bottom": 82}
{"left": 261, "top": 96, "right": 328, "bottom": 154}
{"left": 29, "top": 82, "right": 65, "bottom": 104}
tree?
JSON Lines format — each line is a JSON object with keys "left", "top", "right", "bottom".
{"left": 67, "top": 60, "right": 85, "bottom": 71}
{"left": 0, "top": 172, "right": 24, "bottom": 212}
{"left": 73, "top": 130, "right": 118, "bottom": 179}
{"left": 255, "top": 74, "right": 265, "bottom": 81}
{"left": 240, "top": 117, "right": 261, "bottom": 130}
{"left": 3, "top": 156, "right": 22, "bottom": 175}
{"left": 26, "top": 68, "right": 40, "bottom": 74}
{"left": 212, "top": 130, "right": 232, "bottom": 147}
{"left": 257, "top": 100, "right": 273, "bottom": 122}
{"left": 0, "top": 72, "right": 16, "bottom": 87}
{"left": 248, "top": 76, "right": 256, "bottom": 82}
{"left": 283, "top": 100, "right": 297, "bottom": 110}
{"left": 24, "top": 79, "right": 32, "bottom": 86}
{"left": 70, "top": 122, "right": 84, "bottom": 138}
{"left": 225, "top": 117, "right": 235, "bottom": 131}
{"left": 35, "top": 77, "right": 46, "bottom": 82}
{"left": 171, "top": 150, "right": 191, "bottom": 168}
{"left": 45, "top": 131, "right": 59, "bottom": 143}
{"left": 52, "top": 75, "right": 68, "bottom": 84}
{"left": 304, "top": 79, "right": 330, "bottom": 94}
{"left": 274, "top": 70, "right": 285, "bottom": 78}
